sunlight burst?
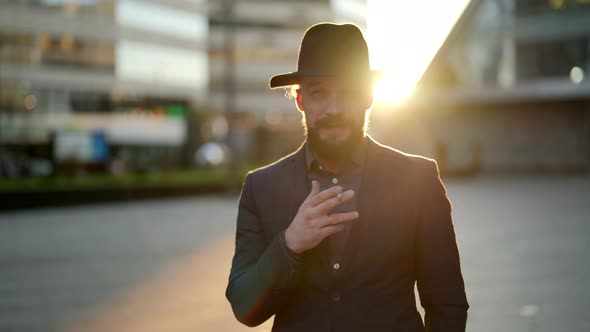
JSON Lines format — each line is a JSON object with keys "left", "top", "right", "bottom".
{"left": 373, "top": 71, "right": 415, "bottom": 106}
{"left": 367, "top": 0, "right": 470, "bottom": 108}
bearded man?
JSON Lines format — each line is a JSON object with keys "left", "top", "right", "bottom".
{"left": 226, "top": 22, "right": 469, "bottom": 332}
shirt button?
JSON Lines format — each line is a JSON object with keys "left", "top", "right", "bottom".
{"left": 332, "top": 178, "right": 338, "bottom": 185}
{"left": 332, "top": 294, "right": 341, "bottom": 302}
{"left": 333, "top": 263, "right": 340, "bottom": 270}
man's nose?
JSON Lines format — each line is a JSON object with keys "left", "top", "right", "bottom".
{"left": 325, "top": 96, "right": 343, "bottom": 115}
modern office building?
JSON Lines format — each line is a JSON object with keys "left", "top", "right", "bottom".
{"left": 386, "top": 0, "right": 590, "bottom": 174}
{"left": 206, "top": 0, "right": 368, "bottom": 161}
{"left": 0, "top": 0, "right": 368, "bottom": 175}
{"left": 207, "top": 0, "right": 366, "bottom": 115}
{"left": 0, "top": 0, "right": 209, "bottom": 175}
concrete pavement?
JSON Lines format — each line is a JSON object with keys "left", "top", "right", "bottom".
{"left": 0, "top": 176, "right": 589, "bottom": 331}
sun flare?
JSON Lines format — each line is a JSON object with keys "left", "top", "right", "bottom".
{"left": 373, "top": 71, "right": 415, "bottom": 106}
{"left": 366, "top": 0, "right": 470, "bottom": 108}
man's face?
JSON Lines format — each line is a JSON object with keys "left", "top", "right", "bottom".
{"left": 297, "top": 77, "right": 373, "bottom": 160}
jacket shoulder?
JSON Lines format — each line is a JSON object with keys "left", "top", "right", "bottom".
{"left": 370, "top": 139, "right": 439, "bottom": 175}
{"left": 245, "top": 145, "right": 302, "bottom": 181}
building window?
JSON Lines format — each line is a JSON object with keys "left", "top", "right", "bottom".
{"left": 516, "top": 38, "right": 589, "bottom": 81}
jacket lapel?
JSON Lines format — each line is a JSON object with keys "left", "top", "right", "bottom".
{"left": 283, "top": 144, "right": 309, "bottom": 222}
{"left": 339, "top": 137, "right": 388, "bottom": 274}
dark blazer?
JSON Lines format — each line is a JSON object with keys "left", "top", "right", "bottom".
{"left": 226, "top": 137, "right": 468, "bottom": 332}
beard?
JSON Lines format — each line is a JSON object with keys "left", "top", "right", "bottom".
{"left": 305, "top": 114, "right": 365, "bottom": 161}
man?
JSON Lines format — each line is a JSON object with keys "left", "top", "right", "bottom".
{"left": 226, "top": 22, "right": 468, "bottom": 332}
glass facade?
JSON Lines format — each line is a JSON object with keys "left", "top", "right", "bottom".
{"left": 7, "top": 0, "right": 115, "bottom": 15}
{"left": 117, "top": 0, "right": 207, "bottom": 42}
{"left": 516, "top": 37, "right": 589, "bottom": 81}
{"left": 420, "top": 0, "right": 509, "bottom": 89}
{"left": 0, "top": 30, "right": 115, "bottom": 70}
{"left": 420, "top": 0, "right": 590, "bottom": 91}
{"left": 0, "top": 0, "right": 209, "bottom": 175}
{"left": 515, "top": 0, "right": 590, "bottom": 15}
{"left": 0, "top": 0, "right": 352, "bottom": 176}
{"left": 406, "top": 0, "right": 590, "bottom": 173}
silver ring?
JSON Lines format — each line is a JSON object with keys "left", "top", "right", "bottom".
{"left": 328, "top": 214, "right": 333, "bottom": 225}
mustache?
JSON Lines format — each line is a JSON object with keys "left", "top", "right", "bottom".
{"left": 316, "top": 116, "right": 350, "bottom": 128}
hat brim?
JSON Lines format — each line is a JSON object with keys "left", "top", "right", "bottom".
{"left": 269, "top": 69, "right": 385, "bottom": 89}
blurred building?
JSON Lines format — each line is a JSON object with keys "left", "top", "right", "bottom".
{"left": 0, "top": 0, "right": 367, "bottom": 176}
{"left": 394, "top": 0, "right": 590, "bottom": 174}
{"left": 207, "top": 0, "right": 368, "bottom": 162}
{"left": 0, "top": 0, "right": 208, "bottom": 176}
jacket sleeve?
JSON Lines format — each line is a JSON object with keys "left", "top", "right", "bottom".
{"left": 225, "top": 172, "right": 302, "bottom": 327}
{"left": 415, "top": 160, "right": 469, "bottom": 332}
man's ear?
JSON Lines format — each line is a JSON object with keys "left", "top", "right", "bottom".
{"left": 295, "top": 89, "right": 305, "bottom": 113}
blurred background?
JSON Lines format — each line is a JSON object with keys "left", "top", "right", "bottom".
{"left": 0, "top": 0, "right": 589, "bottom": 331}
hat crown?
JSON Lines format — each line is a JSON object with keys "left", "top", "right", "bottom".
{"left": 269, "top": 22, "right": 381, "bottom": 88}
{"left": 296, "top": 23, "right": 370, "bottom": 76}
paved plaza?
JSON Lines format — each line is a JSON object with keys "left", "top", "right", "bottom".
{"left": 0, "top": 176, "right": 589, "bottom": 332}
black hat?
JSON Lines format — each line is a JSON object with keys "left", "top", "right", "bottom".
{"left": 269, "top": 22, "right": 383, "bottom": 89}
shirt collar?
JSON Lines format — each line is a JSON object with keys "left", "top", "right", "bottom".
{"left": 304, "top": 136, "right": 367, "bottom": 172}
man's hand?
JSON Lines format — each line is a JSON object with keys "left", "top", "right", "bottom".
{"left": 284, "top": 180, "right": 359, "bottom": 254}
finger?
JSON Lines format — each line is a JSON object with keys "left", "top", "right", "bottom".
{"left": 304, "top": 180, "right": 320, "bottom": 206}
{"left": 318, "top": 225, "right": 345, "bottom": 239}
{"left": 312, "top": 189, "right": 354, "bottom": 216}
{"left": 334, "top": 211, "right": 360, "bottom": 224}
{"left": 309, "top": 185, "right": 342, "bottom": 207}
{"left": 311, "top": 211, "right": 359, "bottom": 228}
{"left": 310, "top": 180, "right": 320, "bottom": 196}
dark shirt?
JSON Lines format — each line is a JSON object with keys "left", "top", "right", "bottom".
{"left": 279, "top": 137, "right": 367, "bottom": 269}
